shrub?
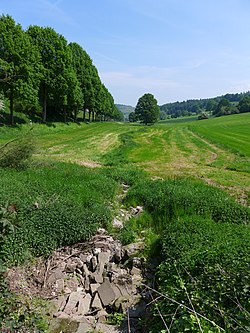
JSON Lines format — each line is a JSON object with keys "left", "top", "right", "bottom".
{"left": 0, "top": 136, "right": 35, "bottom": 169}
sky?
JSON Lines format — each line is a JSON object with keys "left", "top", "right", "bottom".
{"left": 1, "top": 0, "right": 250, "bottom": 106}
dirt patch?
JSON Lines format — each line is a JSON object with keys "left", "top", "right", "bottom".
{"left": 76, "top": 160, "right": 102, "bottom": 168}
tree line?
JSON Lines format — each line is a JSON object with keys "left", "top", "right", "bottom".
{"left": 160, "top": 92, "right": 250, "bottom": 118}
{"left": 0, "top": 15, "right": 123, "bottom": 125}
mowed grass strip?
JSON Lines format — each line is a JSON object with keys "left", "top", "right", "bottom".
{"left": 189, "top": 113, "right": 250, "bottom": 157}
{"left": 0, "top": 122, "right": 132, "bottom": 165}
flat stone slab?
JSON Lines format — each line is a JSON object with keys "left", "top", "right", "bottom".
{"left": 76, "top": 322, "right": 92, "bottom": 333}
{"left": 77, "top": 293, "right": 92, "bottom": 315}
{"left": 91, "top": 292, "right": 102, "bottom": 310}
{"left": 97, "top": 278, "right": 116, "bottom": 306}
{"left": 64, "top": 291, "right": 85, "bottom": 315}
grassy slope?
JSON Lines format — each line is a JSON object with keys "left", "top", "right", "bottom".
{"left": 0, "top": 114, "right": 249, "bottom": 203}
{"left": 127, "top": 115, "right": 249, "bottom": 203}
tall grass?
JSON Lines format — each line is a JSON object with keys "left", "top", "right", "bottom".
{"left": 0, "top": 162, "right": 118, "bottom": 264}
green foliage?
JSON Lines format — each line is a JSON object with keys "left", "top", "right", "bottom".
{"left": 135, "top": 93, "right": 160, "bottom": 125}
{"left": 125, "top": 178, "right": 249, "bottom": 229}
{"left": 124, "top": 178, "right": 249, "bottom": 332}
{"left": 128, "top": 111, "right": 137, "bottom": 122}
{"left": 0, "top": 136, "right": 35, "bottom": 169}
{"left": 238, "top": 95, "right": 250, "bottom": 113}
{"left": 0, "top": 15, "right": 118, "bottom": 124}
{"left": 103, "top": 131, "right": 137, "bottom": 166}
{"left": 0, "top": 162, "right": 117, "bottom": 264}
{"left": 151, "top": 217, "right": 250, "bottom": 332}
{"left": 118, "top": 223, "right": 136, "bottom": 245}
{"left": 0, "top": 15, "right": 40, "bottom": 125}
{"left": 107, "top": 312, "right": 126, "bottom": 325}
{"left": 0, "top": 277, "right": 49, "bottom": 333}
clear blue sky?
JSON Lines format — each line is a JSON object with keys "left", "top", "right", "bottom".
{"left": 1, "top": 0, "right": 250, "bottom": 106}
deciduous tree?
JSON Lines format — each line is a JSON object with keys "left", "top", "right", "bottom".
{"left": 135, "top": 93, "right": 159, "bottom": 125}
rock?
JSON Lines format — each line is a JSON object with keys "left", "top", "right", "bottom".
{"left": 64, "top": 291, "right": 85, "bottom": 315}
{"left": 55, "top": 278, "right": 64, "bottom": 292}
{"left": 91, "top": 293, "right": 102, "bottom": 310}
{"left": 136, "top": 205, "right": 143, "bottom": 213}
{"left": 53, "top": 295, "right": 67, "bottom": 313}
{"left": 110, "top": 283, "right": 122, "bottom": 299}
{"left": 92, "top": 251, "right": 110, "bottom": 283}
{"left": 96, "top": 309, "right": 108, "bottom": 323}
{"left": 113, "top": 218, "right": 123, "bottom": 228}
{"left": 116, "top": 283, "right": 130, "bottom": 297}
{"left": 65, "top": 262, "right": 77, "bottom": 273}
{"left": 97, "top": 278, "right": 116, "bottom": 307}
{"left": 84, "top": 276, "right": 90, "bottom": 292}
{"left": 122, "top": 242, "right": 144, "bottom": 257}
{"left": 56, "top": 311, "right": 70, "bottom": 319}
{"left": 94, "top": 242, "right": 111, "bottom": 251}
{"left": 83, "top": 263, "right": 91, "bottom": 278}
{"left": 79, "top": 253, "right": 92, "bottom": 263}
{"left": 95, "top": 323, "right": 119, "bottom": 333}
{"left": 74, "top": 258, "right": 84, "bottom": 269}
{"left": 93, "top": 247, "right": 101, "bottom": 255}
{"left": 76, "top": 322, "right": 92, "bottom": 333}
{"left": 77, "top": 293, "right": 92, "bottom": 315}
{"left": 70, "top": 314, "right": 88, "bottom": 323}
{"left": 114, "top": 247, "right": 122, "bottom": 262}
{"left": 63, "top": 287, "right": 72, "bottom": 294}
{"left": 92, "top": 270, "right": 103, "bottom": 284}
{"left": 85, "top": 316, "right": 95, "bottom": 325}
{"left": 97, "top": 228, "right": 106, "bottom": 235}
{"left": 114, "top": 295, "right": 130, "bottom": 313}
{"left": 47, "top": 268, "right": 65, "bottom": 285}
{"left": 90, "top": 283, "right": 100, "bottom": 295}
{"left": 65, "top": 277, "right": 79, "bottom": 292}
{"left": 131, "top": 267, "right": 141, "bottom": 276}
{"left": 98, "top": 251, "right": 110, "bottom": 267}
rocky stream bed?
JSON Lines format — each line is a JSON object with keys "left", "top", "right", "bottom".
{"left": 6, "top": 185, "right": 158, "bottom": 333}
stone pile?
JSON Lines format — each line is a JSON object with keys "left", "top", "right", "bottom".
{"left": 47, "top": 229, "right": 145, "bottom": 331}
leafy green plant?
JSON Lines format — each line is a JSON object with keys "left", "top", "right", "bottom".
{"left": 149, "top": 217, "right": 250, "bottom": 332}
{"left": 107, "top": 312, "right": 125, "bottom": 325}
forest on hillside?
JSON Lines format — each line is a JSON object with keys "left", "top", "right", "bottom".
{"left": 160, "top": 91, "right": 250, "bottom": 118}
{"left": 0, "top": 15, "right": 123, "bottom": 125}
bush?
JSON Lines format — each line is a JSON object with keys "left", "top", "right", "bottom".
{"left": 0, "top": 136, "right": 35, "bottom": 169}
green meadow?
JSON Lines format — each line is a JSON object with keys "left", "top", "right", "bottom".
{"left": 0, "top": 113, "right": 249, "bottom": 332}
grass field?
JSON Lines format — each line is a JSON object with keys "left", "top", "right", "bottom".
{"left": 0, "top": 113, "right": 249, "bottom": 204}
{"left": 0, "top": 113, "right": 249, "bottom": 332}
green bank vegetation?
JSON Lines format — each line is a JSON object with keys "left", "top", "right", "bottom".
{"left": 0, "top": 112, "right": 249, "bottom": 332}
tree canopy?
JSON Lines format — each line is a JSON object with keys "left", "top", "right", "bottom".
{"left": 135, "top": 93, "right": 159, "bottom": 125}
{"left": 0, "top": 15, "right": 122, "bottom": 124}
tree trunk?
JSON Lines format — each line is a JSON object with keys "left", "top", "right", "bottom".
{"left": 89, "top": 110, "right": 91, "bottom": 122}
{"left": 9, "top": 86, "right": 14, "bottom": 126}
{"left": 63, "top": 107, "right": 67, "bottom": 123}
{"left": 42, "top": 83, "right": 47, "bottom": 123}
{"left": 92, "top": 111, "right": 95, "bottom": 122}
{"left": 74, "top": 109, "right": 77, "bottom": 122}
{"left": 83, "top": 109, "right": 86, "bottom": 122}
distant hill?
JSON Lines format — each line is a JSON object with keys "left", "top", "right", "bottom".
{"left": 160, "top": 91, "right": 250, "bottom": 118}
{"left": 116, "top": 104, "right": 135, "bottom": 120}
